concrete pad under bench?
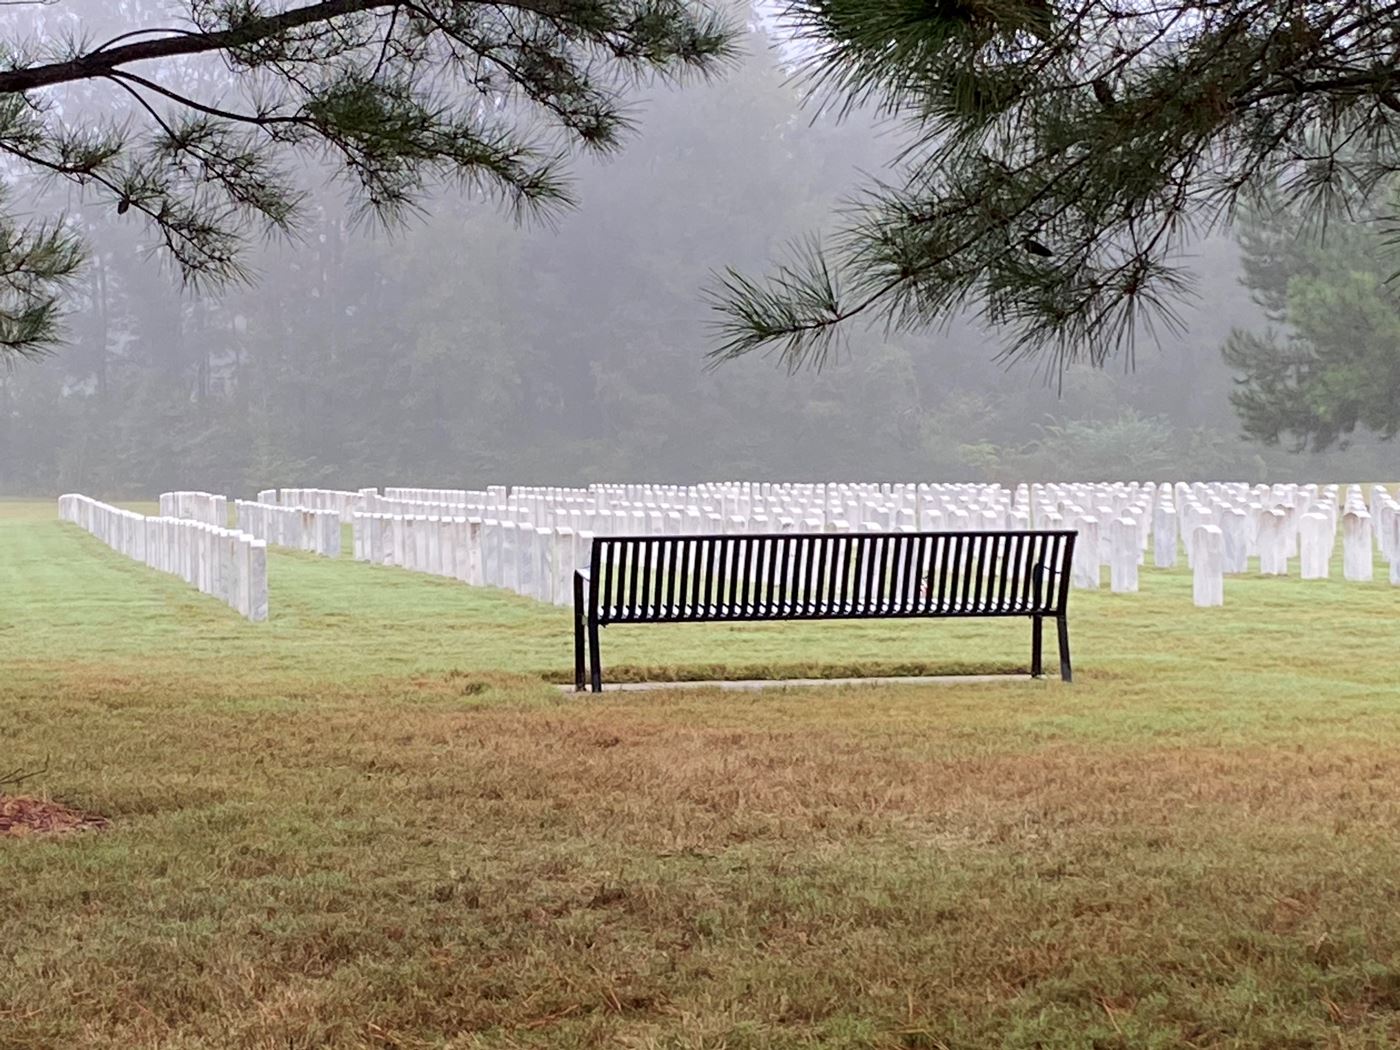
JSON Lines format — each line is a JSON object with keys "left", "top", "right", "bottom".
{"left": 557, "top": 673, "right": 1036, "bottom": 693}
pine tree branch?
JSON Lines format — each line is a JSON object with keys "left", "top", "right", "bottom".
{"left": 0, "top": 1, "right": 400, "bottom": 95}
{"left": 107, "top": 70, "right": 307, "bottom": 128}
{"left": 710, "top": 0, "right": 1400, "bottom": 374}
{"left": 0, "top": 0, "right": 736, "bottom": 360}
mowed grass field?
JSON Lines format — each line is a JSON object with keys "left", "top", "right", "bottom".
{"left": 3, "top": 497, "right": 1400, "bottom": 1049}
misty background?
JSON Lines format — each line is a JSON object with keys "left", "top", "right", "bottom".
{"left": 0, "top": 2, "right": 1390, "bottom": 496}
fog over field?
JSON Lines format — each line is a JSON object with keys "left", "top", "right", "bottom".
{"left": 0, "top": 1, "right": 1390, "bottom": 495}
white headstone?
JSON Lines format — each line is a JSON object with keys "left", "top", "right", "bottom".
{"left": 1299, "top": 511, "right": 1331, "bottom": 579}
{"left": 1110, "top": 516, "right": 1139, "bottom": 593}
{"left": 1192, "top": 525, "right": 1224, "bottom": 607}
{"left": 1257, "top": 509, "right": 1288, "bottom": 575}
{"left": 1152, "top": 502, "right": 1177, "bottom": 568}
{"left": 1220, "top": 508, "right": 1250, "bottom": 574}
{"left": 1072, "top": 516, "right": 1100, "bottom": 589}
{"left": 248, "top": 540, "right": 269, "bottom": 622}
{"left": 1342, "top": 510, "right": 1373, "bottom": 582}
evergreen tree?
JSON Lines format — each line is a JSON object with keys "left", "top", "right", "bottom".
{"left": 1223, "top": 198, "right": 1400, "bottom": 450}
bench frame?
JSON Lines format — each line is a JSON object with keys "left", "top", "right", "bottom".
{"left": 573, "top": 529, "right": 1076, "bottom": 692}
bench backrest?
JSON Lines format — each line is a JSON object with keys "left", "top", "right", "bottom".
{"left": 586, "top": 530, "right": 1075, "bottom": 625}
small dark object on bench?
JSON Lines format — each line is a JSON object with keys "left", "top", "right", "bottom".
{"left": 573, "top": 530, "right": 1076, "bottom": 692}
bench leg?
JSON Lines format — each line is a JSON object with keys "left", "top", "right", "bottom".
{"left": 573, "top": 576, "right": 587, "bottom": 692}
{"left": 574, "top": 614, "right": 587, "bottom": 692}
{"left": 588, "top": 617, "right": 603, "bottom": 694}
{"left": 1031, "top": 615, "right": 1043, "bottom": 678}
{"left": 1056, "top": 615, "right": 1072, "bottom": 683}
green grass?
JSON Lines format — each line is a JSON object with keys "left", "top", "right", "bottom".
{"left": 3, "top": 499, "right": 1400, "bottom": 1048}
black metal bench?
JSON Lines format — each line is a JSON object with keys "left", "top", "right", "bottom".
{"left": 573, "top": 529, "right": 1076, "bottom": 691}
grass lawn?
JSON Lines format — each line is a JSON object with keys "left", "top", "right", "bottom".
{"left": 3, "top": 497, "right": 1400, "bottom": 1048}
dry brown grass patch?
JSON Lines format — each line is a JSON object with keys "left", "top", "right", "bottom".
{"left": 0, "top": 794, "right": 109, "bottom": 837}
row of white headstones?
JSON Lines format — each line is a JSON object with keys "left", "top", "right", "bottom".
{"left": 342, "top": 481, "right": 1400, "bottom": 608}
{"left": 158, "top": 491, "right": 344, "bottom": 557}
{"left": 61, "top": 494, "right": 269, "bottom": 621}
{"left": 128, "top": 482, "right": 1400, "bottom": 615}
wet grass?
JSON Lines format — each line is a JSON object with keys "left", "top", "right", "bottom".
{"left": 3, "top": 499, "right": 1400, "bottom": 1048}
